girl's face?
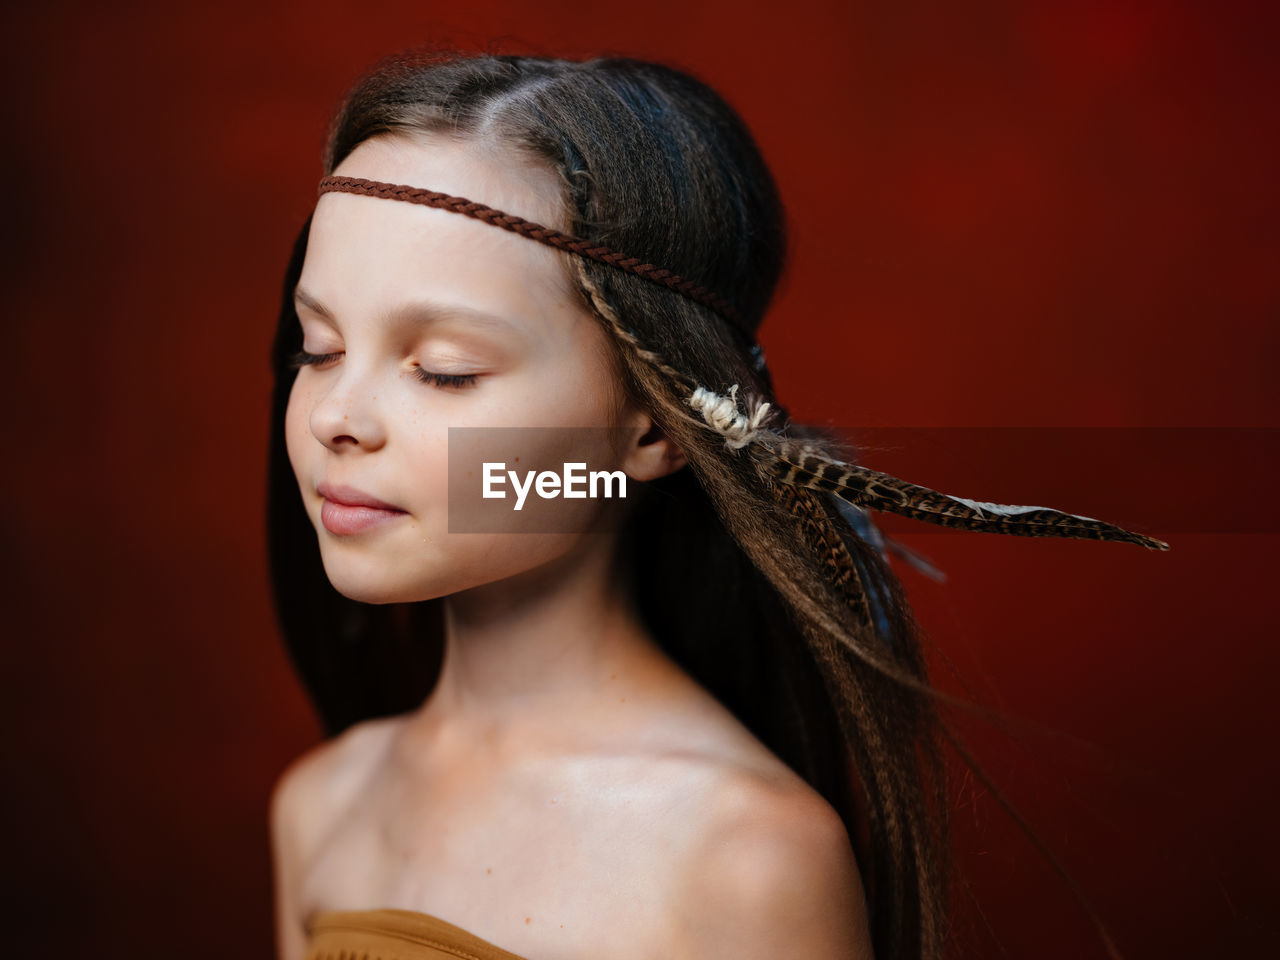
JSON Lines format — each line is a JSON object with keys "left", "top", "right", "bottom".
{"left": 285, "top": 134, "right": 647, "bottom": 604}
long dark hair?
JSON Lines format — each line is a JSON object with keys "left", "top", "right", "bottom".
{"left": 269, "top": 51, "right": 948, "bottom": 960}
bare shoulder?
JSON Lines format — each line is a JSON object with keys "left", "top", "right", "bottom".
{"left": 665, "top": 767, "right": 873, "bottom": 960}
{"left": 269, "top": 716, "right": 400, "bottom": 960}
{"left": 270, "top": 716, "right": 397, "bottom": 846}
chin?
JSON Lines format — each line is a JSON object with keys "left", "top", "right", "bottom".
{"left": 328, "top": 579, "right": 410, "bottom": 605}
{"left": 324, "top": 569, "right": 453, "bottom": 605}
{"left": 316, "top": 548, "right": 446, "bottom": 605}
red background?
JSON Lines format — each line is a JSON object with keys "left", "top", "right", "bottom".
{"left": 3, "top": 2, "right": 1276, "bottom": 957}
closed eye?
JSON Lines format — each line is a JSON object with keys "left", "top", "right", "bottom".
{"left": 285, "top": 350, "right": 479, "bottom": 390}
{"left": 412, "top": 367, "right": 479, "bottom": 389}
{"left": 286, "top": 349, "right": 341, "bottom": 370}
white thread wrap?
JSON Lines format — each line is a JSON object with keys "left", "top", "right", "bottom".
{"left": 688, "top": 383, "right": 773, "bottom": 450}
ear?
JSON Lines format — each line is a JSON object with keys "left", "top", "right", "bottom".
{"left": 618, "top": 405, "right": 688, "bottom": 482}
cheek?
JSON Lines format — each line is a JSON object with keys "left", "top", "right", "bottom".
{"left": 575, "top": 328, "right": 627, "bottom": 427}
{"left": 284, "top": 378, "right": 313, "bottom": 476}
{"left": 401, "top": 427, "right": 450, "bottom": 505}
{"left": 525, "top": 337, "right": 625, "bottom": 429}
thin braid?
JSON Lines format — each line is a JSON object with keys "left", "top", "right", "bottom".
{"left": 573, "top": 260, "right": 978, "bottom": 699}
{"left": 319, "top": 175, "right": 747, "bottom": 331}
{"left": 571, "top": 263, "right": 705, "bottom": 398}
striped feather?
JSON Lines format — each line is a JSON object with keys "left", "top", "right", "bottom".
{"left": 757, "top": 440, "right": 1170, "bottom": 551}
{"left": 774, "top": 482, "right": 876, "bottom": 632}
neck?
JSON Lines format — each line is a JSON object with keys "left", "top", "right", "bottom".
{"left": 408, "top": 522, "right": 672, "bottom": 754}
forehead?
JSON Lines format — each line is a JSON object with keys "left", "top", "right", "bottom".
{"left": 335, "top": 132, "right": 569, "bottom": 227}
{"left": 301, "top": 133, "right": 578, "bottom": 318}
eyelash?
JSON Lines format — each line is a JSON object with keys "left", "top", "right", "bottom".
{"left": 413, "top": 368, "right": 480, "bottom": 389}
{"left": 286, "top": 349, "right": 341, "bottom": 370}
{"left": 285, "top": 350, "right": 480, "bottom": 389}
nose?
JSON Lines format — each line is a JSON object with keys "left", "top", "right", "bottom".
{"left": 308, "top": 364, "right": 388, "bottom": 452}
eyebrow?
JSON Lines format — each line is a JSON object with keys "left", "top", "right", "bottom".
{"left": 293, "top": 284, "right": 528, "bottom": 339}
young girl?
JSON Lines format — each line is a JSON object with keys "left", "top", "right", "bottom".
{"left": 266, "top": 51, "right": 1166, "bottom": 960}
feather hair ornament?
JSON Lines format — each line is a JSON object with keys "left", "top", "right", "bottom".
{"left": 688, "top": 383, "right": 1170, "bottom": 552}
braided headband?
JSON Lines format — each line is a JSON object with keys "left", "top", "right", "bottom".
{"left": 317, "top": 175, "right": 763, "bottom": 364}
{"left": 315, "top": 175, "right": 1169, "bottom": 553}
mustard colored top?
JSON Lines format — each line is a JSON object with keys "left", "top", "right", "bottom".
{"left": 305, "top": 908, "right": 532, "bottom": 960}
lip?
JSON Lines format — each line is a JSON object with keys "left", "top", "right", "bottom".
{"left": 317, "top": 482, "right": 408, "bottom": 536}
{"left": 318, "top": 482, "right": 404, "bottom": 511}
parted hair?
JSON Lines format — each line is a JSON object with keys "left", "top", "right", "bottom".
{"left": 269, "top": 50, "right": 952, "bottom": 960}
